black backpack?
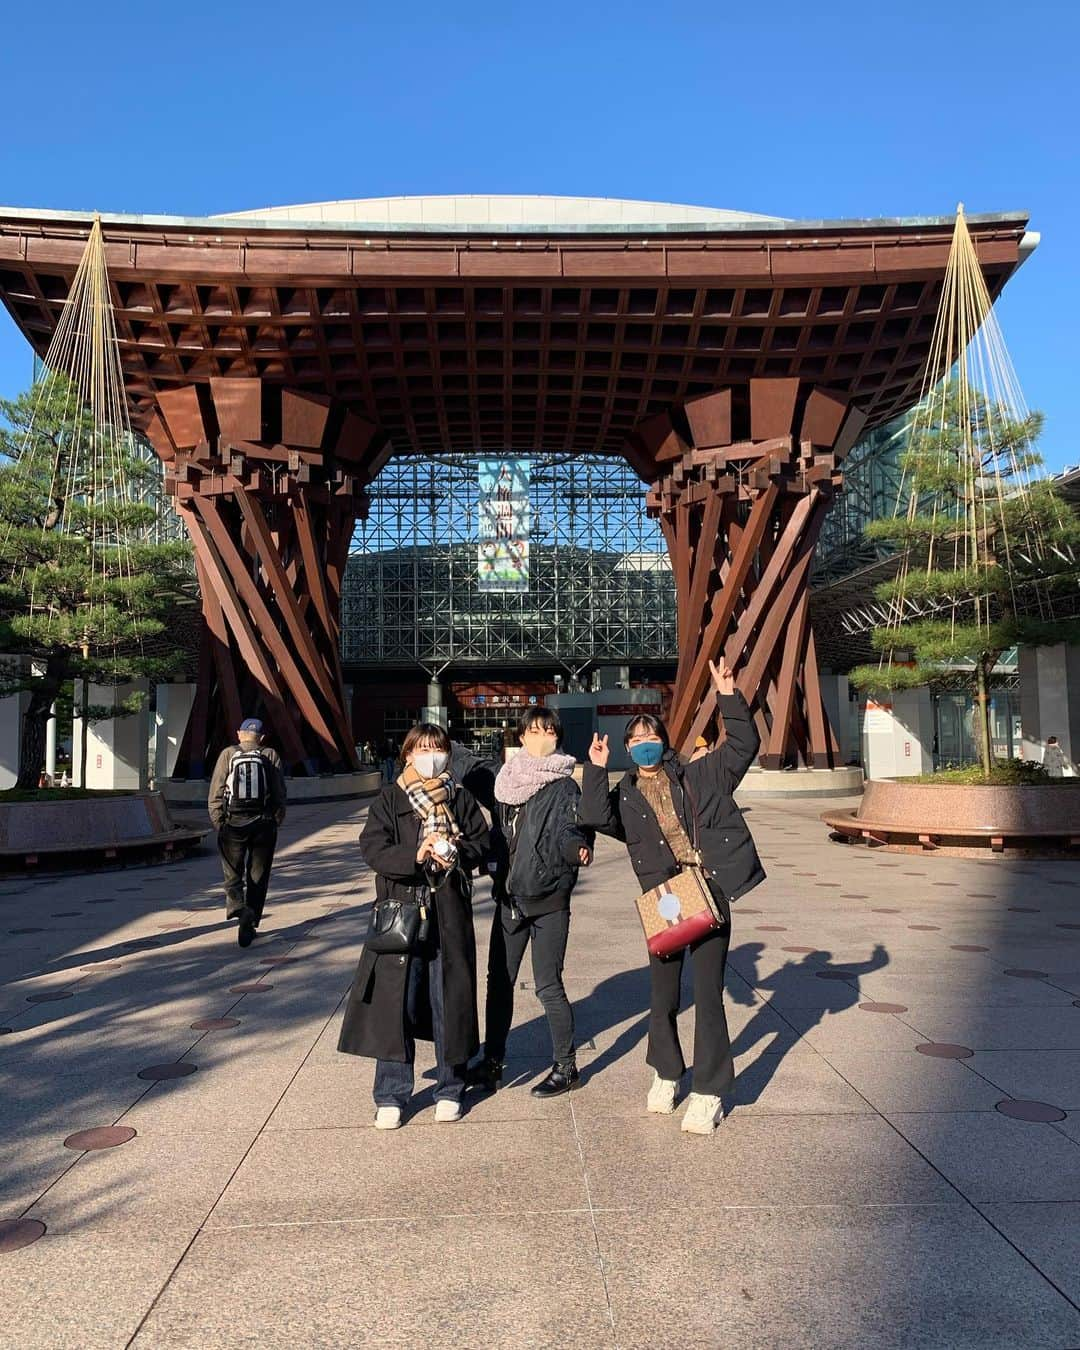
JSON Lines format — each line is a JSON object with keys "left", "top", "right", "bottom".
{"left": 224, "top": 749, "right": 271, "bottom": 817}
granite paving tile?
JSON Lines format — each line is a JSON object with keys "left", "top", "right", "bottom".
{"left": 886, "top": 1110, "right": 1080, "bottom": 1202}
{"left": 594, "top": 1204, "right": 1080, "bottom": 1350}
{"left": 578, "top": 1113, "right": 955, "bottom": 1209}
{"left": 133, "top": 1213, "right": 613, "bottom": 1349}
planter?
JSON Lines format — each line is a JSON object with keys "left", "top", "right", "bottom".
{"left": 822, "top": 778, "right": 1080, "bottom": 857}
{"left": 0, "top": 791, "right": 206, "bottom": 871}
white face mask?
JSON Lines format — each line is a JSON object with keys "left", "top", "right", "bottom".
{"left": 412, "top": 750, "right": 449, "bottom": 779}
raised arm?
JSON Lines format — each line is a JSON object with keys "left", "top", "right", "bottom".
{"left": 580, "top": 734, "right": 626, "bottom": 840}
{"left": 705, "top": 658, "right": 759, "bottom": 788}
{"left": 452, "top": 787, "right": 492, "bottom": 872}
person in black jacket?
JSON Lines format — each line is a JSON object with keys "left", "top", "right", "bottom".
{"left": 337, "top": 723, "right": 490, "bottom": 1130}
{"left": 581, "top": 659, "right": 764, "bottom": 1135}
{"left": 471, "top": 707, "right": 593, "bottom": 1098}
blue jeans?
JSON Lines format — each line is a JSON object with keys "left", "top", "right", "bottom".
{"left": 373, "top": 935, "right": 466, "bottom": 1109}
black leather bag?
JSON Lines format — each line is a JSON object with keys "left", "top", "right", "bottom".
{"left": 365, "top": 890, "right": 430, "bottom": 955}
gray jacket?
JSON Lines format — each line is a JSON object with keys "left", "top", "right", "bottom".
{"left": 208, "top": 743, "right": 287, "bottom": 830}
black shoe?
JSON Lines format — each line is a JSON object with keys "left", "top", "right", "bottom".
{"left": 237, "top": 907, "right": 256, "bottom": 948}
{"left": 531, "top": 1062, "right": 579, "bottom": 1098}
{"left": 467, "top": 1056, "right": 504, "bottom": 1092}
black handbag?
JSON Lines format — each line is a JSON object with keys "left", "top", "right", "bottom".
{"left": 365, "top": 889, "right": 430, "bottom": 955}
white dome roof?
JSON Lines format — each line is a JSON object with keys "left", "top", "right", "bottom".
{"left": 214, "top": 194, "right": 783, "bottom": 228}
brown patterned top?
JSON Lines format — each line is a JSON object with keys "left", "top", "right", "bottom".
{"left": 636, "top": 771, "right": 698, "bottom": 866}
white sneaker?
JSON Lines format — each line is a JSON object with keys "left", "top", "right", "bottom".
{"left": 374, "top": 1106, "right": 402, "bottom": 1130}
{"left": 681, "top": 1092, "right": 724, "bottom": 1135}
{"left": 646, "top": 1072, "right": 678, "bottom": 1114}
{"left": 434, "top": 1099, "right": 462, "bottom": 1123}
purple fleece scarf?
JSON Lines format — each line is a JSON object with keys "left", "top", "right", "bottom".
{"left": 494, "top": 750, "right": 577, "bottom": 806}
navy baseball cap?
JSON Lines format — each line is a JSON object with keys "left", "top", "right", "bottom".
{"left": 239, "top": 718, "right": 264, "bottom": 733}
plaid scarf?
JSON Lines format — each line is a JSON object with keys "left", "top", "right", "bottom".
{"left": 397, "top": 763, "right": 461, "bottom": 841}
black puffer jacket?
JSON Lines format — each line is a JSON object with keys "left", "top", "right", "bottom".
{"left": 498, "top": 776, "right": 593, "bottom": 917}
{"left": 580, "top": 692, "right": 765, "bottom": 902}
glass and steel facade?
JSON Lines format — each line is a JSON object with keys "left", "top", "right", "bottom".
{"left": 342, "top": 453, "right": 677, "bottom": 669}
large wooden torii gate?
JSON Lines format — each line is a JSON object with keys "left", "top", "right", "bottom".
{"left": 144, "top": 371, "right": 864, "bottom": 776}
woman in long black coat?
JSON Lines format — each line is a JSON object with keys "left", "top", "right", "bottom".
{"left": 338, "top": 723, "right": 490, "bottom": 1129}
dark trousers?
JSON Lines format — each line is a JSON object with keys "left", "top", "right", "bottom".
{"left": 217, "top": 818, "right": 278, "bottom": 921}
{"left": 374, "top": 932, "right": 466, "bottom": 1108}
{"left": 484, "top": 906, "right": 575, "bottom": 1065}
{"left": 647, "top": 898, "right": 734, "bottom": 1097}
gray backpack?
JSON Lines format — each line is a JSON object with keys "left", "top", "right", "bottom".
{"left": 224, "top": 749, "right": 270, "bottom": 817}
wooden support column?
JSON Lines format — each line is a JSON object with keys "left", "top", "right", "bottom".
{"left": 148, "top": 379, "right": 384, "bottom": 776}
{"left": 637, "top": 380, "right": 861, "bottom": 764}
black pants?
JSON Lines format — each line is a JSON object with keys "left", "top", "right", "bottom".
{"left": 484, "top": 906, "right": 575, "bottom": 1065}
{"left": 217, "top": 819, "right": 278, "bottom": 921}
{"left": 647, "top": 895, "right": 733, "bottom": 1097}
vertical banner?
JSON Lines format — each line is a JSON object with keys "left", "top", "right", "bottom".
{"left": 477, "top": 458, "right": 530, "bottom": 591}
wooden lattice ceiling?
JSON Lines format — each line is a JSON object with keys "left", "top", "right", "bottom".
{"left": 0, "top": 209, "right": 1030, "bottom": 461}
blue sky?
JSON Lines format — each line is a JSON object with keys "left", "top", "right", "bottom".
{"left": 1, "top": 0, "right": 1074, "bottom": 469}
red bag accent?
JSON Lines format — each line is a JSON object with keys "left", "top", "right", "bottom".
{"left": 646, "top": 908, "right": 720, "bottom": 959}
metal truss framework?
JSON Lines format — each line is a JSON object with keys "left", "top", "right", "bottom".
{"left": 343, "top": 454, "right": 676, "bottom": 668}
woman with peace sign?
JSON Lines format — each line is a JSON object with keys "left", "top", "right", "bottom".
{"left": 580, "top": 659, "right": 764, "bottom": 1135}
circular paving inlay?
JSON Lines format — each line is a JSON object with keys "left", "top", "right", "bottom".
{"left": 951, "top": 945, "right": 990, "bottom": 952}
{"left": 1003, "top": 969, "right": 1048, "bottom": 980}
{"left": 64, "top": 1126, "right": 136, "bottom": 1151}
{"left": 756, "top": 925, "right": 787, "bottom": 932}
{"left": 995, "top": 1098, "right": 1067, "bottom": 1123}
{"left": 908, "top": 924, "right": 941, "bottom": 931}
{"left": 9, "top": 928, "right": 43, "bottom": 935}
{"left": 859, "top": 1001, "right": 908, "bottom": 1013}
{"left": 229, "top": 983, "right": 273, "bottom": 994}
{"left": 137, "top": 1062, "right": 197, "bottom": 1080}
{"left": 26, "top": 991, "right": 72, "bottom": 1003}
{"left": 872, "top": 908, "right": 900, "bottom": 914}
{"left": 51, "top": 911, "right": 82, "bottom": 917}
{"left": 916, "top": 1042, "right": 973, "bottom": 1059}
{"left": 816, "top": 970, "right": 856, "bottom": 981}
{"left": 190, "top": 1018, "right": 241, "bottom": 1031}
{"left": 0, "top": 1218, "right": 46, "bottom": 1253}
{"left": 1007, "top": 906, "right": 1040, "bottom": 913}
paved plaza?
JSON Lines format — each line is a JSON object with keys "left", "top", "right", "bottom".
{"left": 1, "top": 793, "right": 1079, "bottom": 1348}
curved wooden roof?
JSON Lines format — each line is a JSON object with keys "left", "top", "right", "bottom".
{"left": 0, "top": 205, "right": 1032, "bottom": 464}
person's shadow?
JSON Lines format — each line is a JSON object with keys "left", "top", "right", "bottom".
{"left": 478, "top": 938, "right": 890, "bottom": 1109}
{"left": 728, "top": 940, "right": 890, "bottom": 1105}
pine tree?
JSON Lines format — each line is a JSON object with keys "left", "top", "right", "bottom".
{"left": 0, "top": 374, "right": 192, "bottom": 789}
{"left": 849, "top": 387, "right": 1080, "bottom": 777}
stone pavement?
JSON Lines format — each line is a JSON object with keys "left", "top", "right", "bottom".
{"left": 1, "top": 792, "right": 1079, "bottom": 1349}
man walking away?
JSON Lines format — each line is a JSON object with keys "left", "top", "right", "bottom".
{"left": 208, "top": 718, "right": 287, "bottom": 947}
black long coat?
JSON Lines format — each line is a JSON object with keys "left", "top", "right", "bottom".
{"left": 580, "top": 691, "right": 766, "bottom": 901}
{"left": 337, "top": 783, "right": 490, "bottom": 1064}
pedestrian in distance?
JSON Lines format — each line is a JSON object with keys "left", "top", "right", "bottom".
{"left": 580, "top": 659, "right": 764, "bottom": 1135}
{"left": 470, "top": 706, "right": 593, "bottom": 1099}
{"left": 1042, "top": 735, "right": 1075, "bottom": 778}
{"left": 338, "top": 723, "right": 490, "bottom": 1130}
{"left": 208, "top": 717, "right": 287, "bottom": 949}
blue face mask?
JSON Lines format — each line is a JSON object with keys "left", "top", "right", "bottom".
{"left": 629, "top": 741, "right": 664, "bottom": 768}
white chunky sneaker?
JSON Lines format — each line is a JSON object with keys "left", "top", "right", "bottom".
{"left": 434, "top": 1099, "right": 463, "bottom": 1123}
{"left": 374, "top": 1106, "right": 402, "bottom": 1130}
{"left": 680, "top": 1092, "right": 723, "bottom": 1135}
{"left": 646, "top": 1072, "right": 678, "bottom": 1114}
